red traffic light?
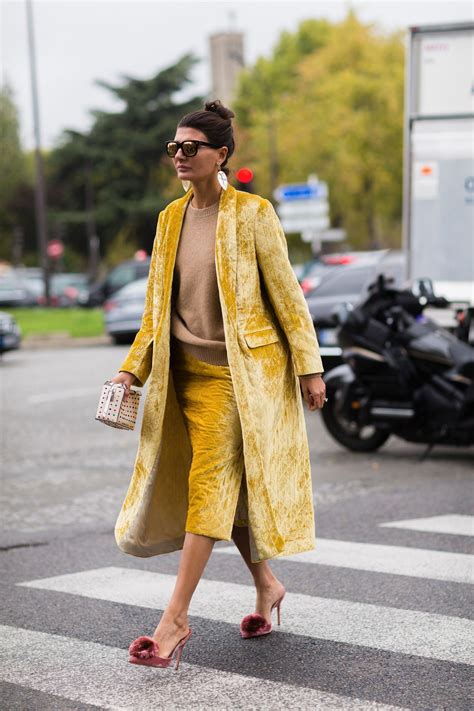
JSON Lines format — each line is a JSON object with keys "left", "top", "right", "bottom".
{"left": 47, "top": 240, "right": 64, "bottom": 259}
{"left": 236, "top": 167, "right": 254, "bottom": 184}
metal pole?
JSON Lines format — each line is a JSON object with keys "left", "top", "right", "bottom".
{"left": 85, "top": 160, "right": 100, "bottom": 283}
{"left": 25, "top": 0, "right": 50, "bottom": 304}
{"left": 267, "top": 106, "right": 280, "bottom": 197}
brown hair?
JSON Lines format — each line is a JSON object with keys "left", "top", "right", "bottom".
{"left": 178, "top": 99, "right": 235, "bottom": 175}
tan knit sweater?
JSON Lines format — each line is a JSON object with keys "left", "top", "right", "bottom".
{"left": 170, "top": 198, "right": 229, "bottom": 365}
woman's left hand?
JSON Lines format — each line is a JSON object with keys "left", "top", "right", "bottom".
{"left": 298, "top": 374, "right": 327, "bottom": 411}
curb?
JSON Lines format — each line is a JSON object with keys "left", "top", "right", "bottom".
{"left": 21, "top": 334, "right": 114, "bottom": 349}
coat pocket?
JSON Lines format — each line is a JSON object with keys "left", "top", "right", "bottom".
{"left": 244, "top": 326, "right": 280, "bottom": 348}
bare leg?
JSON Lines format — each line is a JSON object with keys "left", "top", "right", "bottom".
{"left": 152, "top": 532, "right": 215, "bottom": 657}
{"left": 231, "top": 525, "right": 285, "bottom": 621}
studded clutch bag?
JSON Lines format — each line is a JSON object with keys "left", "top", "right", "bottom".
{"left": 95, "top": 381, "right": 142, "bottom": 430}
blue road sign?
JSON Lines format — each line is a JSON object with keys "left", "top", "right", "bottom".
{"left": 274, "top": 182, "right": 328, "bottom": 202}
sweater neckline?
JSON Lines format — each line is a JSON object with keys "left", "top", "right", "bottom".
{"left": 187, "top": 196, "right": 220, "bottom": 217}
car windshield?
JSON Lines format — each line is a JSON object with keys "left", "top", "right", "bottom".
{"left": 116, "top": 278, "right": 148, "bottom": 297}
{"left": 304, "top": 263, "right": 337, "bottom": 279}
{"left": 307, "top": 266, "right": 375, "bottom": 297}
{"left": 52, "top": 274, "right": 89, "bottom": 287}
{"left": 0, "top": 277, "right": 27, "bottom": 290}
{"left": 107, "top": 264, "right": 138, "bottom": 290}
{"left": 21, "top": 277, "right": 44, "bottom": 295}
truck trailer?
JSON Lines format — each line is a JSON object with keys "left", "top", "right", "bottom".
{"left": 402, "top": 21, "right": 474, "bottom": 313}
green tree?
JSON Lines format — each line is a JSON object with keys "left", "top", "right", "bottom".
{"left": 232, "top": 19, "right": 333, "bottom": 197}
{"left": 233, "top": 11, "right": 404, "bottom": 248}
{"left": 0, "top": 83, "right": 29, "bottom": 261}
{"left": 48, "top": 53, "right": 203, "bottom": 262}
{"left": 234, "top": 18, "right": 333, "bottom": 126}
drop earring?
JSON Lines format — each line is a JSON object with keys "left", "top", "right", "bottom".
{"left": 181, "top": 180, "right": 191, "bottom": 192}
{"left": 217, "top": 167, "right": 228, "bottom": 190}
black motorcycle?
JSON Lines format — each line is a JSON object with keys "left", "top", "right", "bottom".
{"left": 321, "top": 275, "right": 474, "bottom": 452}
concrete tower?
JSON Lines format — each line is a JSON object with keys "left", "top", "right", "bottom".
{"left": 209, "top": 28, "right": 245, "bottom": 106}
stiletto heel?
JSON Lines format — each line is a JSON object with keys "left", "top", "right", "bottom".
{"left": 175, "top": 643, "right": 185, "bottom": 670}
{"left": 276, "top": 598, "right": 282, "bottom": 625}
{"left": 240, "top": 589, "right": 286, "bottom": 638}
{"left": 128, "top": 628, "right": 192, "bottom": 669}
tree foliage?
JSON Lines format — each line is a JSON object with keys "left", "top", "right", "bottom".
{"left": 233, "top": 11, "right": 404, "bottom": 247}
{"left": 0, "top": 83, "right": 30, "bottom": 260}
{"left": 48, "top": 53, "right": 203, "bottom": 260}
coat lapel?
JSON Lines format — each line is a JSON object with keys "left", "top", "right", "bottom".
{"left": 215, "top": 185, "right": 237, "bottom": 323}
{"left": 155, "top": 190, "right": 192, "bottom": 339}
{"left": 162, "top": 184, "right": 238, "bottom": 331}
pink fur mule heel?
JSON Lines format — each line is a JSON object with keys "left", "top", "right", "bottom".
{"left": 128, "top": 628, "right": 192, "bottom": 669}
{"left": 240, "top": 591, "right": 285, "bottom": 639}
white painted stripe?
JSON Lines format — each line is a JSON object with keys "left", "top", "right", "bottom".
{"left": 28, "top": 387, "right": 99, "bottom": 404}
{"left": 18, "top": 567, "right": 474, "bottom": 665}
{"left": 215, "top": 538, "right": 473, "bottom": 584}
{"left": 380, "top": 515, "right": 474, "bottom": 537}
{"left": 0, "top": 625, "right": 402, "bottom": 711}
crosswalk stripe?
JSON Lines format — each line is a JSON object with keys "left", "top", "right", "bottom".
{"left": 215, "top": 538, "right": 473, "bottom": 584}
{"left": 379, "top": 514, "right": 474, "bottom": 537}
{"left": 18, "top": 567, "right": 474, "bottom": 665}
{"left": 0, "top": 625, "right": 403, "bottom": 710}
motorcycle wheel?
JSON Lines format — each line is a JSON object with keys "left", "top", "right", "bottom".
{"left": 321, "top": 386, "right": 390, "bottom": 452}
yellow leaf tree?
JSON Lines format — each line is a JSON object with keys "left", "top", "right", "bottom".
{"left": 233, "top": 11, "right": 404, "bottom": 248}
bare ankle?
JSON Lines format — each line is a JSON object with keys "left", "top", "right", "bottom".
{"left": 253, "top": 574, "right": 279, "bottom": 591}
{"left": 163, "top": 607, "right": 189, "bottom": 628}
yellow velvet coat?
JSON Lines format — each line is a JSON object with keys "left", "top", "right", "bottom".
{"left": 114, "top": 184, "right": 324, "bottom": 563}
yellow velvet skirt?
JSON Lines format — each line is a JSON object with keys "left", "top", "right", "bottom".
{"left": 170, "top": 338, "right": 249, "bottom": 540}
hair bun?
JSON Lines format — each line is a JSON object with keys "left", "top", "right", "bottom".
{"left": 204, "top": 99, "right": 235, "bottom": 121}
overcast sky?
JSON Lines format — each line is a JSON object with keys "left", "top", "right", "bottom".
{"left": 2, "top": 0, "right": 473, "bottom": 150}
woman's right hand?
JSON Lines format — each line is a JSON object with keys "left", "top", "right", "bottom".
{"left": 109, "top": 371, "right": 137, "bottom": 400}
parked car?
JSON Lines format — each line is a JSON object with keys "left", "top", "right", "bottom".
{"left": 298, "top": 250, "right": 389, "bottom": 295}
{"left": 291, "top": 263, "right": 307, "bottom": 281}
{"left": 0, "top": 274, "right": 39, "bottom": 307}
{"left": 20, "top": 274, "right": 46, "bottom": 305}
{"left": 7, "top": 269, "right": 91, "bottom": 307}
{"left": 49, "top": 273, "right": 90, "bottom": 307}
{"left": 306, "top": 251, "right": 406, "bottom": 369}
{"left": 103, "top": 277, "right": 148, "bottom": 344}
{"left": 87, "top": 257, "right": 150, "bottom": 307}
{"left": 0, "top": 310, "right": 21, "bottom": 353}
{"left": 299, "top": 260, "right": 340, "bottom": 295}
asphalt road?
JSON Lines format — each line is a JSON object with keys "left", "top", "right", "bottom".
{"left": 1, "top": 344, "right": 472, "bottom": 710}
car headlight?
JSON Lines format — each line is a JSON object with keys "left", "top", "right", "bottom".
{"left": 0, "top": 319, "right": 16, "bottom": 333}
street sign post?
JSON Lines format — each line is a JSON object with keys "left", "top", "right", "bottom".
{"left": 284, "top": 216, "right": 330, "bottom": 235}
{"left": 274, "top": 176, "right": 335, "bottom": 243}
{"left": 277, "top": 202, "right": 329, "bottom": 219}
{"left": 273, "top": 182, "right": 328, "bottom": 202}
{"left": 319, "top": 228, "right": 347, "bottom": 242}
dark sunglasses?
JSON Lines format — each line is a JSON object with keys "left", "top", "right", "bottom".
{"left": 165, "top": 139, "right": 221, "bottom": 158}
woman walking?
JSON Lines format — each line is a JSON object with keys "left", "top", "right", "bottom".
{"left": 109, "top": 99, "right": 326, "bottom": 669}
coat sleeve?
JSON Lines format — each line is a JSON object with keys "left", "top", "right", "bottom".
{"left": 255, "top": 198, "right": 324, "bottom": 377}
{"left": 118, "top": 211, "right": 164, "bottom": 387}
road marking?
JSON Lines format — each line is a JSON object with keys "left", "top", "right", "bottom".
{"left": 379, "top": 515, "right": 474, "bottom": 537}
{"left": 0, "top": 625, "right": 402, "bottom": 711}
{"left": 215, "top": 538, "right": 473, "bottom": 584}
{"left": 18, "top": 567, "right": 474, "bottom": 665}
{"left": 28, "top": 387, "right": 99, "bottom": 404}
